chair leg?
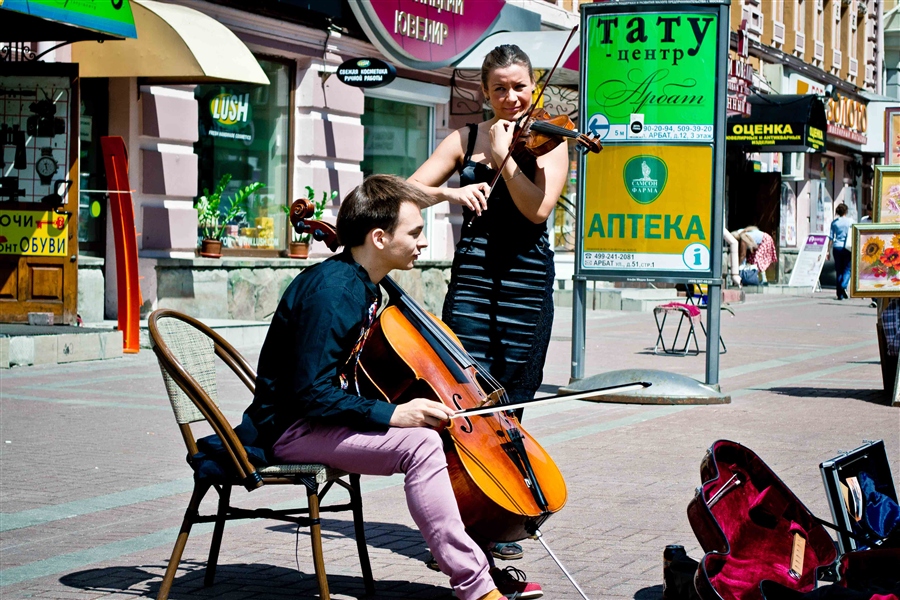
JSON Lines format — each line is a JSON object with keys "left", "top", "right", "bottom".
{"left": 307, "top": 485, "right": 330, "bottom": 600}
{"left": 157, "top": 482, "right": 211, "bottom": 600}
{"left": 348, "top": 474, "right": 375, "bottom": 595}
{"left": 654, "top": 311, "right": 668, "bottom": 354}
{"left": 204, "top": 484, "right": 232, "bottom": 588}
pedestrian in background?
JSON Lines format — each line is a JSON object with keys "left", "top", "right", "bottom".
{"left": 409, "top": 43, "right": 564, "bottom": 595}
{"left": 829, "top": 203, "right": 854, "bottom": 300}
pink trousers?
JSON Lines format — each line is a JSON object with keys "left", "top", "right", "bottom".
{"left": 272, "top": 420, "right": 495, "bottom": 600}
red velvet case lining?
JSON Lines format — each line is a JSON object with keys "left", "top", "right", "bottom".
{"left": 688, "top": 440, "right": 838, "bottom": 600}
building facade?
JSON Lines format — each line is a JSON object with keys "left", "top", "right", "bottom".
{"left": 3, "top": 0, "right": 895, "bottom": 325}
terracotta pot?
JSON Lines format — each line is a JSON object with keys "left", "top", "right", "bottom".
{"left": 199, "top": 238, "right": 223, "bottom": 258}
{"left": 287, "top": 241, "right": 310, "bottom": 259}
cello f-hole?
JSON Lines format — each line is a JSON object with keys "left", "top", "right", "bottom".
{"left": 451, "top": 393, "right": 474, "bottom": 433}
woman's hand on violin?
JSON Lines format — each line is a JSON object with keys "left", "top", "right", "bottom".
{"left": 445, "top": 183, "right": 490, "bottom": 216}
{"left": 389, "top": 398, "right": 456, "bottom": 429}
{"left": 489, "top": 119, "right": 517, "bottom": 163}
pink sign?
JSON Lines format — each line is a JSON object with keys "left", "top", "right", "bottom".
{"left": 350, "top": 0, "right": 505, "bottom": 69}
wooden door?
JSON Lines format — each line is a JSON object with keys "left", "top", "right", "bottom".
{"left": 0, "top": 64, "right": 79, "bottom": 324}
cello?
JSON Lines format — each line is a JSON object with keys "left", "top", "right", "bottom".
{"left": 290, "top": 198, "right": 647, "bottom": 599}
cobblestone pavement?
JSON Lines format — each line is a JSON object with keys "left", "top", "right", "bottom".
{"left": 1, "top": 292, "right": 898, "bottom": 599}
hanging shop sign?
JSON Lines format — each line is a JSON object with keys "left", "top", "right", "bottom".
{"left": 582, "top": 10, "right": 718, "bottom": 143}
{"left": 792, "top": 74, "right": 868, "bottom": 146}
{"left": 726, "top": 94, "right": 827, "bottom": 152}
{"left": 202, "top": 89, "right": 253, "bottom": 143}
{"left": 0, "top": 209, "right": 68, "bottom": 256}
{"left": 727, "top": 28, "right": 752, "bottom": 117}
{"left": 0, "top": 0, "right": 137, "bottom": 39}
{"left": 348, "top": 0, "right": 505, "bottom": 70}
{"left": 336, "top": 57, "right": 397, "bottom": 88}
{"left": 582, "top": 144, "right": 713, "bottom": 275}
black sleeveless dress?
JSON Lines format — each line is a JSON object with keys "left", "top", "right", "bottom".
{"left": 441, "top": 124, "right": 555, "bottom": 405}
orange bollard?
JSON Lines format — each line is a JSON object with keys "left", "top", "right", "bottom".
{"left": 100, "top": 136, "right": 141, "bottom": 354}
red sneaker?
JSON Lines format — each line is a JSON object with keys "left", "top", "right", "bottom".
{"left": 490, "top": 566, "right": 543, "bottom": 600}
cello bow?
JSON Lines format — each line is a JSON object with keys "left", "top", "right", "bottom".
{"left": 451, "top": 382, "right": 651, "bottom": 418}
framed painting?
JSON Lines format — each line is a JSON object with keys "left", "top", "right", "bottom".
{"left": 873, "top": 166, "right": 900, "bottom": 223}
{"left": 885, "top": 107, "right": 900, "bottom": 166}
{"left": 851, "top": 223, "right": 900, "bottom": 297}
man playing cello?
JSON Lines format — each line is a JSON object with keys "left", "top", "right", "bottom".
{"left": 243, "top": 174, "right": 540, "bottom": 600}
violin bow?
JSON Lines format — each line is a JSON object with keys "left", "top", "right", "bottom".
{"left": 486, "top": 24, "right": 580, "bottom": 193}
{"left": 450, "top": 381, "right": 651, "bottom": 419}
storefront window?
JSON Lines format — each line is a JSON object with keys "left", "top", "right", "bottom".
{"left": 195, "top": 57, "right": 291, "bottom": 252}
{"left": 78, "top": 78, "right": 109, "bottom": 256}
{"left": 361, "top": 97, "right": 430, "bottom": 177}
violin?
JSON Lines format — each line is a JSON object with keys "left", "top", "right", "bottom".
{"left": 514, "top": 108, "right": 602, "bottom": 159}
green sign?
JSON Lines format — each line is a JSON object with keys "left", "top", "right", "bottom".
{"left": 0, "top": 0, "right": 137, "bottom": 39}
{"left": 584, "top": 12, "right": 717, "bottom": 143}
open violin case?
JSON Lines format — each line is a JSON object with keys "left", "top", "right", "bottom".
{"left": 686, "top": 440, "right": 900, "bottom": 600}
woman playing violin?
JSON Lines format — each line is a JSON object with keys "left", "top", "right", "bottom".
{"left": 409, "top": 44, "right": 569, "bottom": 568}
{"left": 409, "top": 44, "right": 568, "bottom": 441}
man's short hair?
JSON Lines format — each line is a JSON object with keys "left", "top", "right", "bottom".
{"left": 336, "top": 175, "right": 429, "bottom": 248}
{"left": 836, "top": 203, "right": 848, "bottom": 217}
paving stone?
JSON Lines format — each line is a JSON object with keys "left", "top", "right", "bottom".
{"left": 0, "top": 293, "right": 897, "bottom": 600}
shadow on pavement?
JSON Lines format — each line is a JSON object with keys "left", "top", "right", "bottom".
{"left": 59, "top": 561, "right": 446, "bottom": 599}
{"left": 767, "top": 386, "right": 890, "bottom": 405}
{"left": 634, "top": 584, "right": 664, "bottom": 599}
{"left": 59, "top": 519, "right": 443, "bottom": 598}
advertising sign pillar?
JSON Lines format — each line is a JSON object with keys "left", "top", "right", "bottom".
{"left": 574, "top": 0, "right": 730, "bottom": 387}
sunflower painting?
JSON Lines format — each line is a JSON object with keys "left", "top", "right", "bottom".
{"left": 851, "top": 224, "right": 900, "bottom": 297}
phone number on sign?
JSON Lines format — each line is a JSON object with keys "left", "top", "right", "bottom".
{"left": 642, "top": 124, "right": 713, "bottom": 140}
{"left": 584, "top": 252, "right": 655, "bottom": 269}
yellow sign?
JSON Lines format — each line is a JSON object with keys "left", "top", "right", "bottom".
{"left": 0, "top": 209, "right": 68, "bottom": 256}
{"left": 582, "top": 145, "right": 712, "bottom": 272}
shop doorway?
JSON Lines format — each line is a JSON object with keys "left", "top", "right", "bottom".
{"left": 727, "top": 167, "right": 782, "bottom": 282}
{"left": 0, "top": 64, "right": 79, "bottom": 324}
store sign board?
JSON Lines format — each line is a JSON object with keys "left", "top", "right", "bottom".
{"left": 787, "top": 234, "right": 829, "bottom": 291}
{"left": 204, "top": 89, "right": 253, "bottom": 143}
{"left": 348, "top": 0, "right": 504, "bottom": 70}
{"left": 583, "top": 10, "right": 718, "bottom": 142}
{"left": 581, "top": 145, "right": 713, "bottom": 276}
{"left": 727, "top": 121, "right": 825, "bottom": 152}
{"left": 336, "top": 57, "right": 397, "bottom": 88}
{"left": 0, "top": 0, "right": 137, "bottom": 39}
{"left": 792, "top": 73, "right": 868, "bottom": 144}
{"left": 0, "top": 209, "right": 68, "bottom": 256}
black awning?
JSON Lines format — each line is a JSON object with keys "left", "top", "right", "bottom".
{"left": 727, "top": 94, "right": 827, "bottom": 153}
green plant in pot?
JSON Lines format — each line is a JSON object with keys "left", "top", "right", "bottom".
{"left": 283, "top": 186, "right": 337, "bottom": 258}
{"left": 195, "top": 174, "right": 264, "bottom": 257}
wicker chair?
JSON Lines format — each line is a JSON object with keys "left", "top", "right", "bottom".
{"left": 149, "top": 309, "right": 374, "bottom": 600}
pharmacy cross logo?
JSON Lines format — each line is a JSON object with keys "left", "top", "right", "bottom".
{"left": 623, "top": 155, "right": 668, "bottom": 204}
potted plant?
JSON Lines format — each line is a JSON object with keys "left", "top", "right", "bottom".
{"left": 194, "top": 174, "right": 264, "bottom": 257}
{"left": 283, "top": 186, "right": 337, "bottom": 259}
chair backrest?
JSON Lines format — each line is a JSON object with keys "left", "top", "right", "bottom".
{"left": 149, "top": 309, "right": 261, "bottom": 486}
{"left": 152, "top": 314, "right": 219, "bottom": 424}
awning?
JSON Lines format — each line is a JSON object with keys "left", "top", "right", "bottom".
{"left": 70, "top": 0, "right": 268, "bottom": 85}
{"left": 454, "top": 31, "right": 579, "bottom": 86}
{"left": 727, "top": 94, "right": 827, "bottom": 153}
{"left": 0, "top": 0, "right": 136, "bottom": 42}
